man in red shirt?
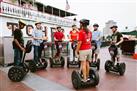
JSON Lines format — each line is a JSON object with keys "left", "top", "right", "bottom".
{"left": 76, "top": 19, "right": 92, "bottom": 82}
{"left": 54, "top": 26, "right": 65, "bottom": 57}
{"left": 69, "top": 25, "right": 79, "bottom": 61}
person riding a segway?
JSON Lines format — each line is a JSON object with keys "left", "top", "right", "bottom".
{"left": 67, "top": 25, "right": 80, "bottom": 68}
{"left": 49, "top": 26, "right": 65, "bottom": 68}
{"left": 90, "top": 23, "right": 102, "bottom": 70}
{"left": 29, "top": 21, "right": 48, "bottom": 72}
{"left": 71, "top": 19, "right": 99, "bottom": 89}
{"left": 12, "top": 20, "right": 26, "bottom": 66}
{"left": 105, "top": 25, "right": 126, "bottom": 75}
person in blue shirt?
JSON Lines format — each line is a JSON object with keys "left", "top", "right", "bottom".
{"left": 32, "top": 21, "right": 48, "bottom": 65}
{"left": 92, "top": 23, "right": 102, "bottom": 62}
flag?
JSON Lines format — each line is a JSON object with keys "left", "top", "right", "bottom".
{"left": 65, "top": 0, "right": 70, "bottom": 11}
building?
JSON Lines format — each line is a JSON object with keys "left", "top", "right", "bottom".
{"left": 0, "top": 0, "right": 77, "bottom": 65}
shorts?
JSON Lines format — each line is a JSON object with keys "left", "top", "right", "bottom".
{"left": 79, "top": 49, "right": 92, "bottom": 61}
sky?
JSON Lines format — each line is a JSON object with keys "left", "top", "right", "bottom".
{"left": 35, "top": 0, "right": 136, "bottom": 32}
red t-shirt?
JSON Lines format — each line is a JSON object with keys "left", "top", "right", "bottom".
{"left": 78, "top": 29, "right": 92, "bottom": 50}
{"left": 54, "top": 31, "right": 64, "bottom": 41}
{"left": 69, "top": 30, "right": 79, "bottom": 41}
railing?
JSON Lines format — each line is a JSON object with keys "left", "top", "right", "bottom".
{"left": 0, "top": 2, "right": 74, "bottom": 27}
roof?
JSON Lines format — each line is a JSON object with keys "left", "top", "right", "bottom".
{"left": 35, "top": 2, "right": 76, "bottom": 17}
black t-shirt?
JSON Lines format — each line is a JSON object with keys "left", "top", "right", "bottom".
{"left": 13, "top": 29, "right": 24, "bottom": 49}
{"left": 111, "top": 32, "right": 123, "bottom": 47}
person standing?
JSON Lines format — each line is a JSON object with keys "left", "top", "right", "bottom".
{"left": 12, "top": 20, "right": 26, "bottom": 66}
{"left": 92, "top": 23, "right": 102, "bottom": 62}
{"left": 54, "top": 26, "right": 65, "bottom": 58}
{"left": 110, "top": 25, "right": 123, "bottom": 65}
{"left": 32, "top": 21, "right": 48, "bottom": 65}
{"left": 76, "top": 19, "right": 92, "bottom": 82}
{"left": 69, "top": 25, "right": 79, "bottom": 61}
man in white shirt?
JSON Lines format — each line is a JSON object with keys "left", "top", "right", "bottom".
{"left": 92, "top": 23, "right": 102, "bottom": 62}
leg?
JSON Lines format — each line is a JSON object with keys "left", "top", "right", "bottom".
{"left": 14, "top": 48, "right": 22, "bottom": 66}
{"left": 69, "top": 42, "right": 73, "bottom": 61}
{"left": 94, "top": 46, "right": 100, "bottom": 62}
{"left": 86, "top": 49, "right": 92, "bottom": 78}
{"left": 55, "top": 42, "right": 59, "bottom": 57}
{"left": 81, "top": 61, "right": 87, "bottom": 81}
{"left": 38, "top": 46, "right": 42, "bottom": 59}
{"left": 79, "top": 50, "right": 88, "bottom": 81}
{"left": 33, "top": 45, "right": 39, "bottom": 64}
{"left": 86, "top": 61, "right": 90, "bottom": 78}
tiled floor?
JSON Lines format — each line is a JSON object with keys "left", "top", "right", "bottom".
{"left": 0, "top": 47, "right": 137, "bottom": 91}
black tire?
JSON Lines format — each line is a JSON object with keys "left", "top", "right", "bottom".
{"left": 119, "top": 63, "right": 126, "bottom": 76}
{"left": 71, "top": 70, "right": 81, "bottom": 89}
{"left": 89, "top": 68, "right": 99, "bottom": 86}
{"left": 41, "top": 59, "right": 48, "bottom": 69}
{"left": 67, "top": 57, "right": 70, "bottom": 68}
{"left": 61, "top": 57, "right": 65, "bottom": 67}
{"left": 105, "top": 60, "right": 111, "bottom": 72}
{"left": 29, "top": 61, "right": 37, "bottom": 72}
{"left": 8, "top": 66, "right": 24, "bottom": 82}
{"left": 97, "top": 59, "right": 100, "bottom": 70}
{"left": 50, "top": 58, "right": 53, "bottom": 68}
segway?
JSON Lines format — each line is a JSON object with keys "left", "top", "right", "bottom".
{"left": 49, "top": 41, "right": 65, "bottom": 68}
{"left": 71, "top": 68, "right": 99, "bottom": 89}
{"left": 28, "top": 42, "right": 49, "bottom": 72}
{"left": 8, "top": 40, "right": 32, "bottom": 82}
{"left": 90, "top": 40, "right": 100, "bottom": 70}
{"left": 104, "top": 43, "right": 126, "bottom": 75}
{"left": 67, "top": 40, "right": 80, "bottom": 68}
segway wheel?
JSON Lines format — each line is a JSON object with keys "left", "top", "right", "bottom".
{"left": 29, "top": 61, "right": 37, "bottom": 72}
{"left": 97, "top": 59, "right": 100, "bottom": 70}
{"left": 61, "top": 57, "right": 65, "bottom": 67}
{"left": 67, "top": 57, "right": 70, "bottom": 68}
{"left": 71, "top": 70, "right": 81, "bottom": 89}
{"left": 41, "top": 59, "right": 48, "bottom": 69}
{"left": 49, "top": 58, "right": 53, "bottom": 68}
{"left": 8, "top": 66, "right": 24, "bottom": 82}
{"left": 89, "top": 68, "right": 99, "bottom": 86}
{"left": 119, "top": 63, "right": 126, "bottom": 76}
{"left": 105, "top": 60, "right": 111, "bottom": 72}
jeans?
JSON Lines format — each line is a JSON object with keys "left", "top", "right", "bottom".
{"left": 14, "top": 48, "right": 23, "bottom": 66}
{"left": 55, "top": 41, "right": 62, "bottom": 57}
{"left": 33, "top": 45, "right": 42, "bottom": 64}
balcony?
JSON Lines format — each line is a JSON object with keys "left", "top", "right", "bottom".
{"left": 0, "top": 2, "right": 74, "bottom": 27}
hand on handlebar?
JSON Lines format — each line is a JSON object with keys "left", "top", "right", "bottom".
{"left": 21, "top": 47, "right": 26, "bottom": 52}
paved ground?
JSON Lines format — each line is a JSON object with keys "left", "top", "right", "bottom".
{"left": 0, "top": 47, "right": 137, "bottom": 91}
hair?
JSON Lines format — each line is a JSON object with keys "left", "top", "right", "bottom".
{"left": 80, "top": 24, "right": 89, "bottom": 34}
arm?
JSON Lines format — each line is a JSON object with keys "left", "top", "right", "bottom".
{"left": 14, "top": 39, "right": 25, "bottom": 52}
{"left": 62, "top": 34, "right": 65, "bottom": 41}
{"left": 31, "top": 30, "right": 43, "bottom": 40}
{"left": 43, "top": 36, "right": 48, "bottom": 40}
{"left": 116, "top": 37, "right": 123, "bottom": 46}
{"left": 76, "top": 41, "right": 82, "bottom": 53}
{"left": 53, "top": 33, "right": 58, "bottom": 41}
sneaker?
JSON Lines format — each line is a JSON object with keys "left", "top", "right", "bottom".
{"left": 81, "top": 79, "right": 87, "bottom": 83}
